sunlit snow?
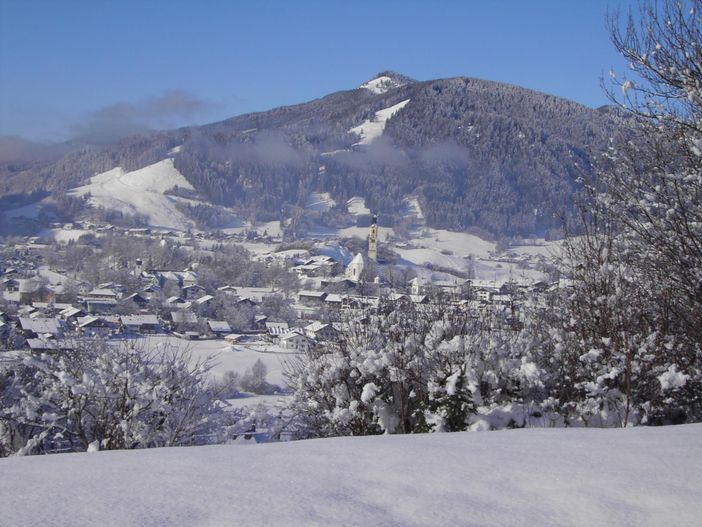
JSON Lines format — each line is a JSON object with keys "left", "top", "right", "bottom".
{"left": 359, "top": 75, "right": 401, "bottom": 94}
{"left": 346, "top": 196, "right": 371, "bottom": 216}
{"left": 1, "top": 425, "right": 699, "bottom": 526}
{"left": 349, "top": 99, "right": 410, "bottom": 145}
{"left": 70, "top": 159, "right": 195, "bottom": 231}
{"left": 305, "top": 192, "right": 336, "bottom": 212}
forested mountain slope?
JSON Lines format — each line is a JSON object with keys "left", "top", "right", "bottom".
{"left": 0, "top": 72, "right": 623, "bottom": 237}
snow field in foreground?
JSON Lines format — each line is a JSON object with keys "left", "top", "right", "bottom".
{"left": 1, "top": 424, "right": 700, "bottom": 526}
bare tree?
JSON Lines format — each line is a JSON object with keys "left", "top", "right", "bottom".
{"left": 605, "top": 0, "right": 702, "bottom": 346}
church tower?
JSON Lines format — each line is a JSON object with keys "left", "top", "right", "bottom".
{"left": 368, "top": 214, "right": 378, "bottom": 262}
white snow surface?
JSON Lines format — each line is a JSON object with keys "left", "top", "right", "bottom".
{"left": 658, "top": 364, "right": 689, "bottom": 391}
{"left": 71, "top": 159, "right": 195, "bottom": 231}
{"left": 346, "top": 196, "right": 371, "bottom": 216}
{"left": 349, "top": 99, "right": 410, "bottom": 145}
{"left": 402, "top": 195, "right": 425, "bottom": 221}
{"left": 359, "top": 75, "right": 402, "bottom": 94}
{"left": 1, "top": 425, "right": 700, "bottom": 526}
{"left": 305, "top": 192, "right": 336, "bottom": 212}
{"left": 137, "top": 335, "right": 289, "bottom": 386}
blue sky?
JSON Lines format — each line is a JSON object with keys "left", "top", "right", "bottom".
{"left": 0, "top": 0, "right": 631, "bottom": 142}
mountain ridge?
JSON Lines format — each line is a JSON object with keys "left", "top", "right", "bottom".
{"left": 0, "top": 73, "right": 624, "bottom": 238}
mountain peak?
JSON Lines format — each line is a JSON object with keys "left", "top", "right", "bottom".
{"left": 359, "top": 71, "right": 414, "bottom": 94}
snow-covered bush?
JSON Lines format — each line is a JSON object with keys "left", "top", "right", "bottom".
{"left": 283, "top": 303, "right": 545, "bottom": 437}
{"left": 0, "top": 339, "right": 223, "bottom": 456}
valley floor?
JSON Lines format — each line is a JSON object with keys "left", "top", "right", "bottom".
{"left": 1, "top": 424, "right": 700, "bottom": 526}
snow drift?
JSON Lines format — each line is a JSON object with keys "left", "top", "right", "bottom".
{"left": 1, "top": 425, "right": 700, "bottom": 526}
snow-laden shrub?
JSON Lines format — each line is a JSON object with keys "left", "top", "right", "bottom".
{"left": 283, "top": 303, "right": 547, "bottom": 437}
{"left": 0, "top": 339, "right": 223, "bottom": 456}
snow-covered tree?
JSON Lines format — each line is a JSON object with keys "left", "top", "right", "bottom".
{"left": 527, "top": 0, "right": 702, "bottom": 427}
{"left": 283, "top": 301, "right": 542, "bottom": 437}
{"left": 0, "top": 339, "right": 222, "bottom": 456}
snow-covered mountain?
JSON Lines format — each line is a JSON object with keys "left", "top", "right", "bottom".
{"left": 0, "top": 71, "right": 623, "bottom": 237}
{"left": 70, "top": 159, "right": 196, "bottom": 231}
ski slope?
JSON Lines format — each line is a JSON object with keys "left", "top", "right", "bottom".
{"left": 349, "top": 99, "right": 410, "bottom": 145}
{"left": 1, "top": 425, "right": 699, "bottom": 526}
{"left": 71, "top": 159, "right": 195, "bottom": 231}
{"left": 305, "top": 192, "right": 336, "bottom": 212}
{"left": 346, "top": 196, "right": 370, "bottom": 216}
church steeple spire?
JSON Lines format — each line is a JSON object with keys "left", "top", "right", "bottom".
{"left": 368, "top": 214, "right": 378, "bottom": 262}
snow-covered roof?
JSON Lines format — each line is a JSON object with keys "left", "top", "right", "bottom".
{"left": 77, "top": 316, "right": 109, "bottom": 328}
{"left": 298, "top": 291, "right": 327, "bottom": 298}
{"left": 86, "top": 288, "right": 118, "bottom": 297}
{"left": 17, "top": 279, "right": 41, "bottom": 293}
{"left": 280, "top": 331, "right": 308, "bottom": 341}
{"left": 325, "top": 294, "right": 344, "bottom": 303}
{"left": 60, "top": 307, "right": 84, "bottom": 318}
{"left": 19, "top": 317, "right": 63, "bottom": 334}
{"left": 121, "top": 314, "right": 159, "bottom": 326}
{"left": 388, "top": 293, "right": 409, "bottom": 302}
{"left": 194, "top": 295, "right": 214, "bottom": 305}
{"left": 207, "top": 320, "right": 231, "bottom": 333}
{"left": 171, "top": 311, "right": 198, "bottom": 324}
{"left": 265, "top": 322, "right": 289, "bottom": 335}
{"left": 125, "top": 293, "right": 148, "bottom": 301}
{"left": 304, "top": 321, "right": 329, "bottom": 333}
{"left": 349, "top": 253, "right": 364, "bottom": 265}
{"left": 26, "top": 338, "right": 63, "bottom": 351}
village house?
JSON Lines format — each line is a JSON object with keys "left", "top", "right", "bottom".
{"left": 166, "top": 296, "right": 191, "bottom": 309}
{"left": 19, "top": 281, "right": 56, "bottom": 305}
{"left": 83, "top": 288, "right": 119, "bottom": 314}
{"left": 120, "top": 314, "right": 161, "bottom": 334}
{"left": 217, "top": 285, "right": 238, "bottom": 296}
{"left": 18, "top": 317, "right": 66, "bottom": 339}
{"left": 182, "top": 284, "right": 207, "bottom": 300}
{"left": 170, "top": 310, "right": 199, "bottom": 332}
{"left": 254, "top": 315, "right": 268, "bottom": 331}
{"left": 298, "top": 291, "right": 327, "bottom": 307}
{"left": 207, "top": 320, "right": 232, "bottom": 337}
{"left": 59, "top": 306, "right": 87, "bottom": 324}
{"left": 279, "top": 330, "right": 311, "bottom": 352}
{"left": 76, "top": 316, "right": 114, "bottom": 338}
{"left": 304, "top": 321, "right": 339, "bottom": 342}
{"left": 475, "top": 289, "right": 492, "bottom": 302}
{"left": 235, "top": 297, "right": 257, "bottom": 308}
{"left": 25, "top": 338, "right": 75, "bottom": 353}
{"left": 434, "top": 280, "right": 464, "bottom": 297}
{"left": 122, "top": 293, "right": 150, "bottom": 310}
{"left": 323, "top": 293, "right": 344, "bottom": 309}
{"left": 194, "top": 294, "right": 214, "bottom": 308}
{"left": 409, "top": 277, "right": 424, "bottom": 296}
{"left": 1, "top": 277, "right": 20, "bottom": 292}
{"left": 293, "top": 264, "right": 325, "bottom": 278}
{"left": 265, "top": 321, "right": 289, "bottom": 340}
